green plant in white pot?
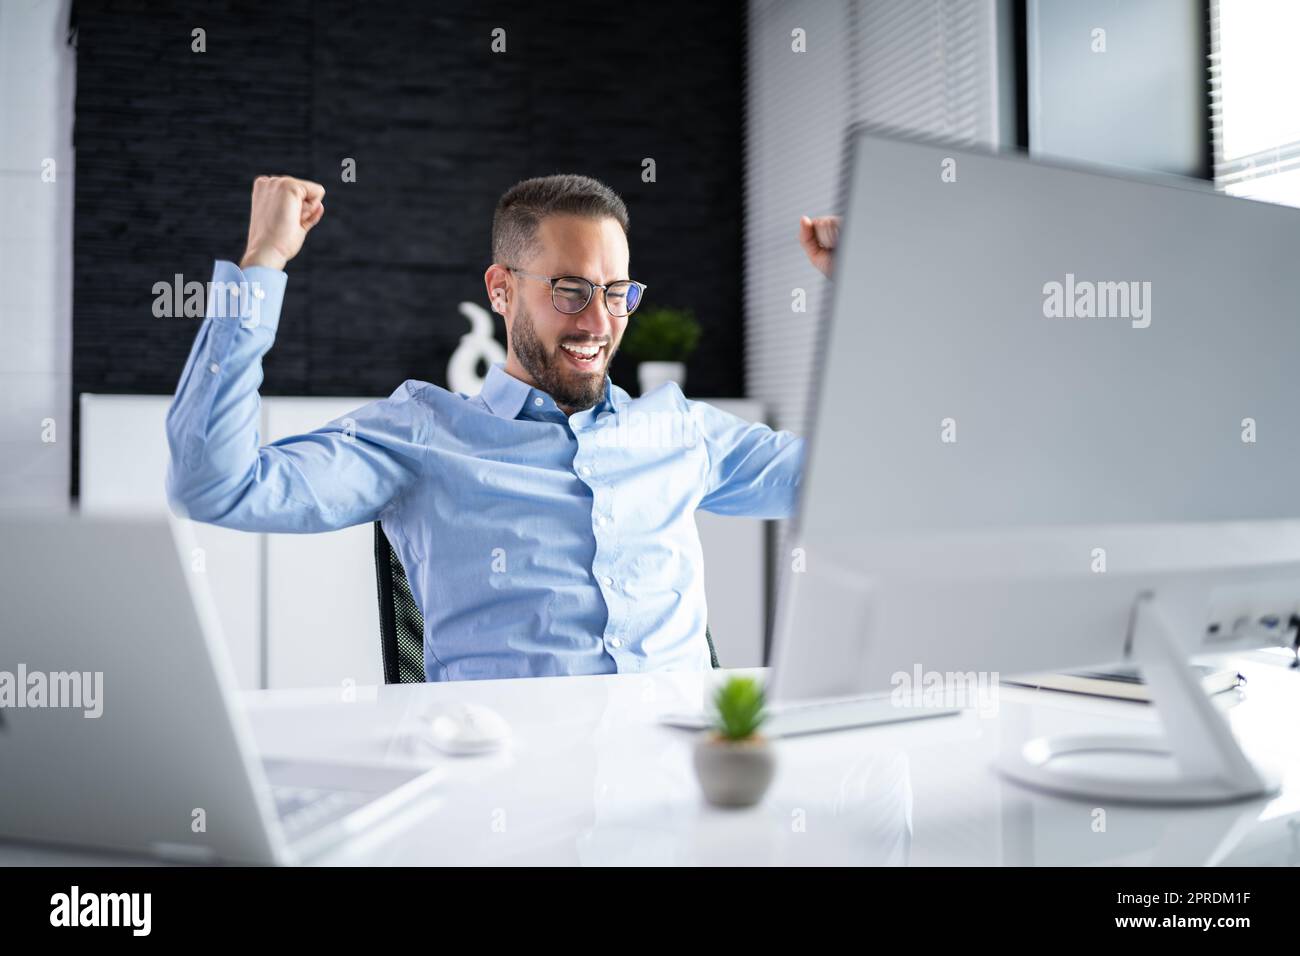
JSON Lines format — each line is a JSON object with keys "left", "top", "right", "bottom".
{"left": 619, "top": 305, "right": 701, "bottom": 395}
{"left": 693, "top": 675, "right": 775, "bottom": 808}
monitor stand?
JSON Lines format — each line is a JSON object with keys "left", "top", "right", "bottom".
{"left": 998, "top": 592, "right": 1281, "bottom": 805}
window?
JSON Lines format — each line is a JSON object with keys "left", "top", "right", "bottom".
{"left": 1211, "top": 0, "right": 1300, "bottom": 207}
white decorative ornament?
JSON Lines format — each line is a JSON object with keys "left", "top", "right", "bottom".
{"left": 448, "top": 301, "right": 507, "bottom": 394}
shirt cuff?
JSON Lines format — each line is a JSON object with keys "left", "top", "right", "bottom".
{"left": 208, "top": 259, "right": 288, "bottom": 333}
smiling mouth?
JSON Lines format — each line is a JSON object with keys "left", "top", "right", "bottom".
{"left": 559, "top": 342, "right": 604, "bottom": 368}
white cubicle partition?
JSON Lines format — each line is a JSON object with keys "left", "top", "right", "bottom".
{"left": 262, "top": 398, "right": 384, "bottom": 690}
{"left": 79, "top": 394, "right": 263, "bottom": 689}
{"left": 79, "top": 391, "right": 768, "bottom": 690}
{"left": 691, "top": 399, "right": 768, "bottom": 668}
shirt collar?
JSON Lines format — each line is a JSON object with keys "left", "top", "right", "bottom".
{"left": 479, "top": 361, "right": 622, "bottom": 421}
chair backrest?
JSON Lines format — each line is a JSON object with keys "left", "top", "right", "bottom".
{"left": 373, "top": 522, "right": 426, "bottom": 684}
{"left": 372, "top": 521, "right": 720, "bottom": 683}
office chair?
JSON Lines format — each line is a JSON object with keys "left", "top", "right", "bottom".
{"left": 373, "top": 522, "right": 720, "bottom": 684}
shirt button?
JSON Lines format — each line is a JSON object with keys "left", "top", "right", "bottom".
{"left": 610, "top": 638, "right": 623, "bottom": 649}
{"left": 533, "top": 397, "right": 544, "bottom": 407}
{"left": 596, "top": 515, "right": 607, "bottom": 526}
{"left": 602, "top": 575, "right": 613, "bottom": 586}
{"left": 253, "top": 286, "right": 266, "bottom": 300}
{"left": 580, "top": 466, "right": 592, "bottom": 476}
{"left": 208, "top": 362, "right": 220, "bottom": 374}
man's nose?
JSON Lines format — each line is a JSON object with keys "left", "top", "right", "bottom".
{"left": 573, "top": 296, "right": 612, "bottom": 336}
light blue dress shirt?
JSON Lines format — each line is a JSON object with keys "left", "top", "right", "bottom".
{"left": 166, "top": 259, "right": 806, "bottom": 681}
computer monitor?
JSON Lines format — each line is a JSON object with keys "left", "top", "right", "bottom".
{"left": 769, "top": 128, "right": 1300, "bottom": 804}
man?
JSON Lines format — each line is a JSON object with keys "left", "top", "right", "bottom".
{"left": 166, "top": 173, "right": 839, "bottom": 680}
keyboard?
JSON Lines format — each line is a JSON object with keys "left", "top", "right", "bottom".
{"left": 261, "top": 756, "right": 429, "bottom": 840}
{"left": 659, "top": 694, "right": 959, "bottom": 738}
{"left": 271, "top": 784, "right": 370, "bottom": 837}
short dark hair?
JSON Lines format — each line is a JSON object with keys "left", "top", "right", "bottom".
{"left": 492, "top": 173, "right": 629, "bottom": 268}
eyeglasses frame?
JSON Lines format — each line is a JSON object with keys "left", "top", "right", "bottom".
{"left": 506, "top": 267, "right": 648, "bottom": 318}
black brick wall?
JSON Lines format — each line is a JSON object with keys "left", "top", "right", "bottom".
{"left": 70, "top": 0, "right": 747, "bottom": 492}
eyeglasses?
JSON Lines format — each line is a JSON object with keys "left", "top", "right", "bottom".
{"left": 508, "top": 268, "right": 647, "bottom": 318}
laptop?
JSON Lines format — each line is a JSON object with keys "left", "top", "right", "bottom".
{"left": 0, "top": 510, "right": 442, "bottom": 864}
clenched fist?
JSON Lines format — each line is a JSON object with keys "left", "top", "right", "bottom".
{"left": 239, "top": 176, "right": 326, "bottom": 272}
{"left": 799, "top": 214, "right": 840, "bottom": 279}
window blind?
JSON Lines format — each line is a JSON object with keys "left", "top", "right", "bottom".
{"left": 743, "top": 0, "right": 1011, "bottom": 655}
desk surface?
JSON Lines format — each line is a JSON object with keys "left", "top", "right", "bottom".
{"left": 4, "top": 654, "right": 1300, "bottom": 866}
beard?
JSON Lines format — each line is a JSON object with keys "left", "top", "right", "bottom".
{"left": 510, "top": 298, "right": 612, "bottom": 412}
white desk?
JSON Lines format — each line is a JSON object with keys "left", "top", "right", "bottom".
{"left": 4, "top": 654, "right": 1299, "bottom": 866}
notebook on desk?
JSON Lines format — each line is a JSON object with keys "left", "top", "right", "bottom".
{"left": 1002, "top": 665, "right": 1242, "bottom": 703}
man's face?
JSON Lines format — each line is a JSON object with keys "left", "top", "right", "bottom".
{"left": 502, "top": 214, "right": 630, "bottom": 413}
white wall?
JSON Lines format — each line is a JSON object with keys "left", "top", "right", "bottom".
{"left": 0, "top": 0, "right": 74, "bottom": 506}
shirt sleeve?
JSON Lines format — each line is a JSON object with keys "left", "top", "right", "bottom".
{"left": 689, "top": 395, "right": 806, "bottom": 519}
{"left": 164, "top": 259, "right": 426, "bottom": 533}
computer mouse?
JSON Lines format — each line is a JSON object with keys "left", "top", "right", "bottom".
{"left": 425, "top": 703, "right": 511, "bottom": 755}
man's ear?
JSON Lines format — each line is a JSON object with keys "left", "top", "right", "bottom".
{"left": 484, "top": 264, "right": 511, "bottom": 314}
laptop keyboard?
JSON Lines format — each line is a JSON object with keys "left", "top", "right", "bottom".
{"left": 659, "top": 693, "right": 958, "bottom": 737}
{"left": 271, "top": 785, "right": 368, "bottom": 836}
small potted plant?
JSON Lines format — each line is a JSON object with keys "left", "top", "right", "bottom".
{"left": 693, "top": 675, "right": 775, "bottom": 808}
{"left": 618, "top": 304, "right": 701, "bottom": 395}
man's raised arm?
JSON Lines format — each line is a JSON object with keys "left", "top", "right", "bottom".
{"left": 165, "top": 176, "right": 425, "bottom": 533}
{"left": 691, "top": 399, "right": 806, "bottom": 520}
{"left": 687, "top": 212, "right": 839, "bottom": 518}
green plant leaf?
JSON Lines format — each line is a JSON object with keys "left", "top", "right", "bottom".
{"left": 619, "top": 305, "right": 702, "bottom": 364}
{"left": 711, "top": 675, "right": 767, "bottom": 740}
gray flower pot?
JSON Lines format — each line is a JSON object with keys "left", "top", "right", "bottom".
{"left": 693, "top": 733, "right": 775, "bottom": 808}
{"left": 637, "top": 360, "right": 686, "bottom": 395}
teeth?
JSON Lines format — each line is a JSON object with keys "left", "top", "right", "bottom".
{"left": 561, "top": 344, "right": 600, "bottom": 358}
